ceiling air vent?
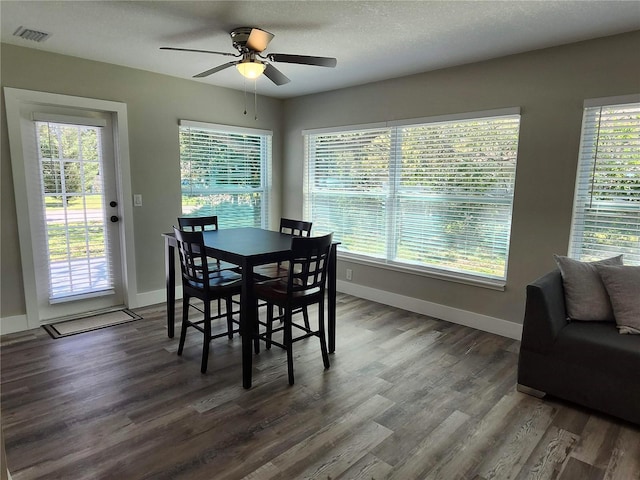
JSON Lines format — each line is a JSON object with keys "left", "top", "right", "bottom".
{"left": 13, "top": 26, "right": 51, "bottom": 43}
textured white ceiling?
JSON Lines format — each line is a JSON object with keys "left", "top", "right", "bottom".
{"left": 2, "top": 1, "right": 639, "bottom": 99}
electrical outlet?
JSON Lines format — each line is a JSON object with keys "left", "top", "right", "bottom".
{"left": 346, "top": 268, "right": 352, "bottom": 281}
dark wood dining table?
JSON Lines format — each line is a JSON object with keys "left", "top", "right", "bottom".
{"left": 163, "top": 227, "right": 338, "bottom": 389}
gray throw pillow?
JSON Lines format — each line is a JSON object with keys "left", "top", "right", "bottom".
{"left": 595, "top": 264, "right": 640, "bottom": 334}
{"left": 553, "top": 254, "right": 623, "bottom": 321}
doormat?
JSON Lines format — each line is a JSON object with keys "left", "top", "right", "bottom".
{"left": 43, "top": 309, "right": 143, "bottom": 339}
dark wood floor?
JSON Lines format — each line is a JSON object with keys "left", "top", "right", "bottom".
{"left": 1, "top": 294, "right": 639, "bottom": 480}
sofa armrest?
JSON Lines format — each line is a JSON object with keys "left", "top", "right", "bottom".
{"left": 521, "top": 269, "right": 568, "bottom": 353}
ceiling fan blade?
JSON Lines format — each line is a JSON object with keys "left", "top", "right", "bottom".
{"left": 193, "top": 61, "right": 238, "bottom": 78}
{"left": 267, "top": 53, "right": 337, "bottom": 68}
{"left": 246, "top": 28, "right": 274, "bottom": 52}
{"left": 263, "top": 64, "right": 291, "bottom": 86}
{"left": 160, "top": 47, "right": 237, "bottom": 57}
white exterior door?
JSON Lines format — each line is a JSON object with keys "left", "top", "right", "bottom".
{"left": 31, "top": 115, "right": 124, "bottom": 320}
{"left": 5, "top": 88, "right": 136, "bottom": 328}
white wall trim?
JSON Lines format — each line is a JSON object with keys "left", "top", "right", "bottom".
{"left": 132, "top": 285, "right": 182, "bottom": 309}
{"left": 1, "top": 286, "right": 182, "bottom": 335}
{"left": 4, "top": 87, "right": 136, "bottom": 327}
{"left": 337, "top": 280, "right": 523, "bottom": 340}
{"left": 583, "top": 93, "right": 640, "bottom": 108}
{"left": 2, "top": 283, "right": 522, "bottom": 340}
{"left": 0, "top": 315, "right": 30, "bottom": 336}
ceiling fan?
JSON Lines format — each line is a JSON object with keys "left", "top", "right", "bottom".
{"left": 160, "top": 27, "right": 337, "bottom": 85}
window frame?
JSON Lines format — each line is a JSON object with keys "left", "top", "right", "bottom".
{"left": 568, "top": 94, "right": 640, "bottom": 265}
{"left": 178, "top": 120, "right": 272, "bottom": 229}
{"left": 303, "top": 108, "right": 522, "bottom": 289}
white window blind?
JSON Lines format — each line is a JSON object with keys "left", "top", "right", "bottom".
{"left": 179, "top": 121, "right": 271, "bottom": 228}
{"left": 569, "top": 100, "right": 640, "bottom": 265}
{"left": 304, "top": 112, "right": 521, "bottom": 281}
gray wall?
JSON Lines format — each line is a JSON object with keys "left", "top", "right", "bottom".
{"left": 281, "top": 31, "right": 640, "bottom": 325}
{"left": 2, "top": 32, "right": 639, "bottom": 328}
{"left": 1, "top": 44, "right": 284, "bottom": 318}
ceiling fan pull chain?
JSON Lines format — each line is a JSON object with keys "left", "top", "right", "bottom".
{"left": 243, "top": 76, "right": 247, "bottom": 115}
{"left": 254, "top": 79, "right": 258, "bottom": 121}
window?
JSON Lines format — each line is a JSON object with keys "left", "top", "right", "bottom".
{"left": 179, "top": 120, "right": 271, "bottom": 228}
{"left": 304, "top": 109, "right": 521, "bottom": 284}
{"left": 36, "top": 120, "right": 114, "bottom": 301}
{"left": 569, "top": 97, "right": 640, "bottom": 265}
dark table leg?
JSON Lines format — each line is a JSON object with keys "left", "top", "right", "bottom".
{"left": 165, "top": 237, "right": 176, "bottom": 338}
{"left": 241, "top": 261, "right": 255, "bottom": 389}
{"left": 328, "top": 244, "right": 337, "bottom": 353}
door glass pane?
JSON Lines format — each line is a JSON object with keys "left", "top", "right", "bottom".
{"left": 36, "top": 122, "right": 114, "bottom": 301}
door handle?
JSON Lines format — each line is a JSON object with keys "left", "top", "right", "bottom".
{"left": 110, "top": 215, "right": 119, "bottom": 223}
{"left": 110, "top": 201, "right": 118, "bottom": 207}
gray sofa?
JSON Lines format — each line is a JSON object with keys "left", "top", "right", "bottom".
{"left": 517, "top": 269, "right": 640, "bottom": 425}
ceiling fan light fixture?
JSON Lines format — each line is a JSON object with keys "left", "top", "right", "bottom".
{"left": 236, "top": 59, "right": 265, "bottom": 79}
{"left": 162, "top": 26, "right": 334, "bottom": 86}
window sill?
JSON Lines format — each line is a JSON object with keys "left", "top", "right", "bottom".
{"left": 337, "top": 252, "right": 506, "bottom": 291}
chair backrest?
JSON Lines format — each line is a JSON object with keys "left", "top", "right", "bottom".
{"left": 280, "top": 218, "right": 312, "bottom": 237}
{"left": 178, "top": 216, "right": 219, "bottom": 232}
{"left": 173, "top": 226, "right": 210, "bottom": 291}
{"left": 287, "top": 233, "right": 333, "bottom": 296}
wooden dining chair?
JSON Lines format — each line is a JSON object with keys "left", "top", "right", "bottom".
{"left": 253, "top": 218, "right": 314, "bottom": 327}
{"left": 254, "top": 233, "right": 333, "bottom": 385}
{"left": 177, "top": 216, "right": 237, "bottom": 272}
{"left": 177, "top": 215, "right": 219, "bottom": 232}
{"left": 178, "top": 215, "right": 242, "bottom": 312}
{"left": 254, "top": 218, "right": 313, "bottom": 280}
{"left": 173, "top": 227, "right": 242, "bottom": 373}
{"left": 279, "top": 218, "right": 314, "bottom": 237}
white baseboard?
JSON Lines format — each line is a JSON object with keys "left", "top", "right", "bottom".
{"left": 132, "top": 286, "right": 181, "bottom": 309}
{"left": 0, "top": 314, "right": 30, "bottom": 336}
{"left": 337, "top": 280, "right": 522, "bottom": 340}
{"left": 2, "top": 284, "right": 522, "bottom": 340}
{"left": 0, "top": 288, "right": 184, "bottom": 335}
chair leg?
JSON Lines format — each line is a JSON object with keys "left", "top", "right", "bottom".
{"left": 177, "top": 295, "right": 190, "bottom": 356}
{"left": 284, "top": 309, "right": 294, "bottom": 385}
{"left": 235, "top": 294, "right": 242, "bottom": 337}
{"left": 318, "top": 301, "right": 330, "bottom": 369}
{"left": 266, "top": 304, "right": 274, "bottom": 350}
{"left": 226, "top": 297, "right": 234, "bottom": 339}
{"left": 201, "top": 301, "right": 211, "bottom": 373}
{"left": 302, "top": 306, "right": 310, "bottom": 330}
{"left": 253, "top": 301, "right": 260, "bottom": 355}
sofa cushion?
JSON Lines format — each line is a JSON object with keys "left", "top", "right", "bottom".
{"left": 596, "top": 264, "right": 640, "bottom": 334}
{"left": 553, "top": 321, "right": 640, "bottom": 374}
{"left": 553, "top": 254, "right": 623, "bottom": 321}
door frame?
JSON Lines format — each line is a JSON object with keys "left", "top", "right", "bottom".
{"left": 4, "top": 87, "right": 137, "bottom": 329}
